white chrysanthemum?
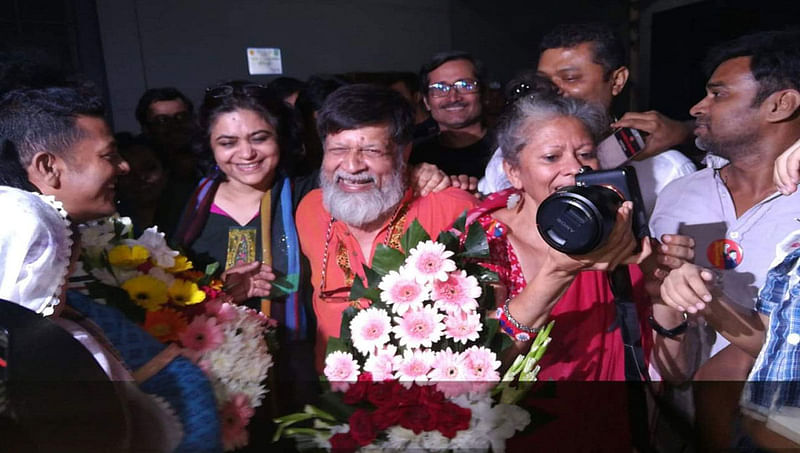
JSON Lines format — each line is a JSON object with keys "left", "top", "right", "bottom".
{"left": 405, "top": 240, "right": 456, "bottom": 283}
{"left": 432, "top": 270, "right": 481, "bottom": 314}
{"left": 363, "top": 345, "right": 399, "bottom": 381}
{"left": 123, "top": 226, "right": 178, "bottom": 268}
{"left": 444, "top": 309, "right": 483, "bottom": 344}
{"left": 349, "top": 308, "right": 392, "bottom": 355}
{"left": 378, "top": 267, "right": 429, "bottom": 315}
{"left": 394, "top": 349, "right": 434, "bottom": 384}
{"left": 392, "top": 305, "right": 445, "bottom": 349}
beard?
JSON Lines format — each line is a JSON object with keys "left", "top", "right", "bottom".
{"left": 695, "top": 128, "right": 760, "bottom": 161}
{"left": 320, "top": 162, "right": 407, "bottom": 228}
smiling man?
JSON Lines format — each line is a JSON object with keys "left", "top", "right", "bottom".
{"left": 409, "top": 51, "right": 493, "bottom": 180}
{"left": 0, "top": 86, "right": 130, "bottom": 223}
{"left": 296, "top": 84, "right": 476, "bottom": 371}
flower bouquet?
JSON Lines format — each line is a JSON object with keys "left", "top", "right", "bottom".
{"left": 77, "top": 215, "right": 275, "bottom": 450}
{"left": 274, "top": 217, "right": 553, "bottom": 452}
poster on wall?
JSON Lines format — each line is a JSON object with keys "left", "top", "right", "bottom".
{"left": 247, "top": 48, "right": 283, "bottom": 75}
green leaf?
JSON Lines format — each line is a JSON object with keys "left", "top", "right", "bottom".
{"left": 338, "top": 306, "right": 359, "bottom": 344}
{"left": 325, "top": 336, "right": 350, "bottom": 355}
{"left": 268, "top": 273, "right": 299, "bottom": 298}
{"left": 436, "top": 230, "right": 460, "bottom": 253}
{"left": 451, "top": 210, "right": 467, "bottom": 233}
{"left": 370, "top": 244, "right": 405, "bottom": 276}
{"left": 204, "top": 262, "right": 220, "bottom": 277}
{"left": 318, "top": 390, "right": 356, "bottom": 420}
{"left": 401, "top": 220, "right": 430, "bottom": 254}
{"left": 349, "top": 276, "right": 381, "bottom": 305}
{"left": 363, "top": 266, "right": 383, "bottom": 288}
{"left": 457, "top": 220, "right": 490, "bottom": 259}
{"left": 482, "top": 317, "right": 500, "bottom": 347}
{"left": 462, "top": 263, "right": 499, "bottom": 283}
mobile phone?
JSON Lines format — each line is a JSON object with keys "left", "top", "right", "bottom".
{"left": 597, "top": 127, "right": 647, "bottom": 169}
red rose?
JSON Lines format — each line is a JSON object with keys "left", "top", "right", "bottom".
{"left": 400, "top": 404, "right": 434, "bottom": 434}
{"left": 371, "top": 406, "right": 406, "bottom": 431}
{"left": 343, "top": 373, "right": 372, "bottom": 404}
{"left": 367, "top": 380, "right": 402, "bottom": 408}
{"left": 397, "top": 382, "right": 422, "bottom": 406}
{"left": 348, "top": 409, "right": 377, "bottom": 446}
{"left": 436, "top": 402, "right": 472, "bottom": 438}
{"left": 330, "top": 432, "right": 359, "bottom": 453}
{"left": 419, "top": 384, "right": 445, "bottom": 409}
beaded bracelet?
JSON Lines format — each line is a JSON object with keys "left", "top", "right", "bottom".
{"left": 496, "top": 298, "right": 541, "bottom": 342}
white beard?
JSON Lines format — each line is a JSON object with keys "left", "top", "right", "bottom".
{"left": 320, "top": 165, "right": 406, "bottom": 228}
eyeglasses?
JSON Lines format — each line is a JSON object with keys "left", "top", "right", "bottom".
{"left": 205, "top": 83, "right": 268, "bottom": 99}
{"left": 427, "top": 79, "right": 479, "bottom": 98}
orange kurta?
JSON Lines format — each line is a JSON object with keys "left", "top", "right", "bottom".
{"left": 296, "top": 187, "right": 477, "bottom": 372}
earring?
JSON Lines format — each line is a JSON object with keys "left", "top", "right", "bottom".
{"left": 506, "top": 191, "right": 522, "bottom": 210}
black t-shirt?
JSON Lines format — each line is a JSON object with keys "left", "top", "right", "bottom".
{"left": 409, "top": 133, "right": 494, "bottom": 178}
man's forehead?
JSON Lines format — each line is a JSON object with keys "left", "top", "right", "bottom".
{"left": 428, "top": 59, "right": 477, "bottom": 82}
{"left": 148, "top": 99, "right": 188, "bottom": 116}
{"left": 326, "top": 124, "right": 392, "bottom": 144}
{"left": 538, "top": 42, "right": 598, "bottom": 70}
{"left": 709, "top": 56, "right": 754, "bottom": 86}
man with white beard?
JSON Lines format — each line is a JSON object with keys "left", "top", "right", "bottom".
{"left": 296, "top": 84, "right": 477, "bottom": 371}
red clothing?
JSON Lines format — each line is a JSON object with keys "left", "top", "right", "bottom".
{"left": 297, "top": 187, "right": 477, "bottom": 372}
{"left": 468, "top": 190, "right": 653, "bottom": 451}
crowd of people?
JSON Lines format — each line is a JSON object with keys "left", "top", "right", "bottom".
{"left": 0, "top": 21, "right": 799, "bottom": 452}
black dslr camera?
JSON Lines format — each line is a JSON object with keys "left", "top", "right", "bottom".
{"left": 536, "top": 166, "right": 649, "bottom": 255}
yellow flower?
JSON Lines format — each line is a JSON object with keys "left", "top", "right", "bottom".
{"left": 122, "top": 275, "right": 169, "bottom": 311}
{"left": 108, "top": 245, "right": 150, "bottom": 268}
{"left": 167, "top": 255, "right": 193, "bottom": 273}
{"left": 169, "top": 279, "right": 206, "bottom": 306}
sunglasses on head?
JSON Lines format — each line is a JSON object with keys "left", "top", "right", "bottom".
{"left": 205, "top": 83, "right": 268, "bottom": 99}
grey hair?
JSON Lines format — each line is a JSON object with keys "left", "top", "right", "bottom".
{"left": 497, "top": 95, "right": 609, "bottom": 167}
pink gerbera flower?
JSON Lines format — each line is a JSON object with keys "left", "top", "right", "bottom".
{"left": 394, "top": 349, "right": 435, "bottom": 384}
{"left": 432, "top": 270, "right": 481, "bottom": 314}
{"left": 378, "top": 268, "right": 429, "bottom": 315}
{"left": 220, "top": 394, "right": 253, "bottom": 451}
{"left": 178, "top": 315, "right": 224, "bottom": 352}
{"left": 444, "top": 310, "right": 483, "bottom": 344}
{"left": 392, "top": 305, "right": 445, "bottom": 349}
{"left": 324, "top": 351, "right": 360, "bottom": 392}
{"left": 364, "top": 345, "right": 399, "bottom": 381}
{"left": 349, "top": 308, "right": 392, "bottom": 355}
{"left": 429, "top": 348, "right": 470, "bottom": 397}
{"left": 462, "top": 346, "right": 501, "bottom": 386}
{"left": 406, "top": 240, "right": 456, "bottom": 283}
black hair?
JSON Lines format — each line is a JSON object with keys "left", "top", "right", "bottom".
{"left": 0, "top": 135, "right": 37, "bottom": 191}
{"left": 197, "top": 80, "right": 301, "bottom": 175}
{"left": 539, "top": 23, "right": 626, "bottom": 77}
{"left": 419, "top": 51, "right": 485, "bottom": 96}
{"left": 267, "top": 77, "right": 306, "bottom": 104}
{"left": 135, "top": 87, "right": 194, "bottom": 128}
{"left": 384, "top": 72, "right": 420, "bottom": 94}
{"left": 316, "top": 84, "right": 414, "bottom": 149}
{"left": 295, "top": 75, "right": 347, "bottom": 116}
{"left": 504, "top": 69, "right": 560, "bottom": 103}
{"left": 703, "top": 29, "right": 800, "bottom": 106}
{"left": 0, "top": 86, "right": 105, "bottom": 167}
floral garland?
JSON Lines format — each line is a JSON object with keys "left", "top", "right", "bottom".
{"left": 275, "top": 218, "right": 552, "bottom": 452}
{"left": 77, "top": 215, "right": 275, "bottom": 451}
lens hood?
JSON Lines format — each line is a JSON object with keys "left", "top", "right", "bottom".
{"left": 536, "top": 185, "right": 621, "bottom": 254}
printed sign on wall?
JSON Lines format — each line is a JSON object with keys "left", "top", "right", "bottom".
{"left": 247, "top": 48, "right": 282, "bottom": 75}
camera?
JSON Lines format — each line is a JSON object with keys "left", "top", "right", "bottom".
{"left": 536, "top": 166, "right": 649, "bottom": 255}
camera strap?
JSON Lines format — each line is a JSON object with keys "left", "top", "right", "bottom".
{"left": 608, "top": 266, "right": 654, "bottom": 452}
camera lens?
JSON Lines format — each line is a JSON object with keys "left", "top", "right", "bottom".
{"left": 536, "top": 185, "right": 623, "bottom": 254}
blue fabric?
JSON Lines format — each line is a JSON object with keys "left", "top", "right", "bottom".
{"left": 746, "top": 246, "right": 800, "bottom": 412}
{"left": 279, "top": 174, "right": 306, "bottom": 340}
{"left": 67, "top": 291, "right": 222, "bottom": 452}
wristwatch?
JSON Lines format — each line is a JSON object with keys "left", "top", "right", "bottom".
{"left": 648, "top": 312, "right": 689, "bottom": 338}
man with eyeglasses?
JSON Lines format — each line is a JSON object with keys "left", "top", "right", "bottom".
{"left": 409, "top": 51, "right": 493, "bottom": 185}
{"left": 296, "top": 84, "right": 477, "bottom": 372}
{"left": 135, "top": 87, "right": 199, "bottom": 184}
